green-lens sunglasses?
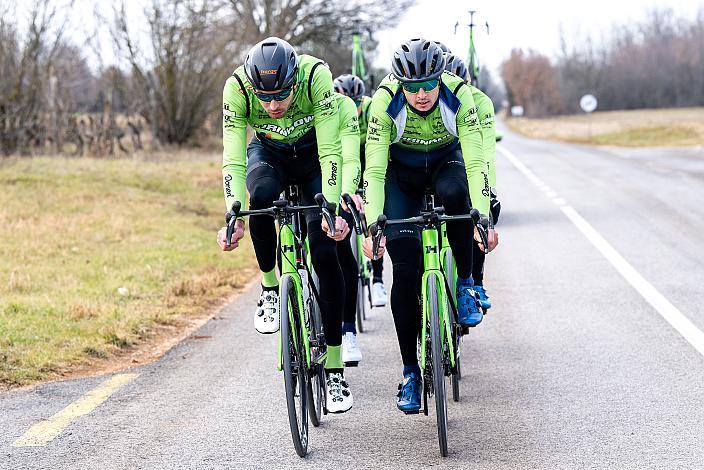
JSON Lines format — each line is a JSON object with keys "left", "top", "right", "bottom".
{"left": 255, "top": 85, "right": 294, "bottom": 102}
{"left": 401, "top": 79, "right": 440, "bottom": 93}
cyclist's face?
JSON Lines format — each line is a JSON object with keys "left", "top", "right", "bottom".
{"left": 403, "top": 86, "right": 440, "bottom": 112}
{"left": 257, "top": 88, "right": 296, "bottom": 119}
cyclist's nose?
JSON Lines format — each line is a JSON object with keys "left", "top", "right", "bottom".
{"left": 417, "top": 89, "right": 428, "bottom": 99}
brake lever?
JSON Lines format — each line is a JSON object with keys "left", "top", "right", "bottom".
{"left": 225, "top": 201, "right": 241, "bottom": 248}
{"left": 370, "top": 214, "right": 387, "bottom": 260}
{"left": 314, "top": 193, "right": 337, "bottom": 238}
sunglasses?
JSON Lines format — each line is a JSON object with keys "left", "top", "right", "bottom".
{"left": 401, "top": 79, "right": 440, "bottom": 94}
{"left": 254, "top": 85, "right": 294, "bottom": 102}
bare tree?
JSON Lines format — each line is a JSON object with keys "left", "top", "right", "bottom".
{"left": 501, "top": 49, "right": 564, "bottom": 117}
{"left": 114, "top": 0, "right": 238, "bottom": 146}
{"left": 0, "top": 0, "right": 71, "bottom": 155}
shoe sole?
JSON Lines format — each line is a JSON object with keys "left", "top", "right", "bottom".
{"left": 327, "top": 404, "right": 353, "bottom": 414}
{"left": 255, "top": 329, "right": 279, "bottom": 335}
{"left": 372, "top": 301, "right": 387, "bottom": 307}
{"left": 399, "top": 408, "right": 421, "bottom": 415}
{"left": 344, "top": 361, "right": 360, "bottom": 367}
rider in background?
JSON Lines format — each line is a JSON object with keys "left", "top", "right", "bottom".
{"left": 217, "top": 37, "right": 355, "bottom": 413}
{"left": 334, "top": 74, "right": 389, "bottom": 310}
{"left": 443, "top": 52, "right": 501, "bottom": 311}
{"left": 361, "top": 38, "right": 496, "bottom": 412}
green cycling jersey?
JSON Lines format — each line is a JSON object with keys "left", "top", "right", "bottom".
{"left": 363, "top": 71, "right": 490, "bottom": 224}
{"left": 357, "top": 96, "right": 372, "bottom": 145}
{"left": 335, "top": 92, "right": 361, "bottom": 194}
{"left": 469, "top": 84, "right": 496, "bottom": 188}
{"left": 222, "top": 55, "right": 344, "bottom": 211}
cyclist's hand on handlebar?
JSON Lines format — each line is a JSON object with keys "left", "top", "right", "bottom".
{"left": 322, "top": 215, "right": 350, "bottom": 241}
{"left": 487, "top": 228, "right": 499, "bottom": 252}
{"left": 217, "top": 220, "right": 245, "bottom": 251}
{"left": 340, "top": 194, "right": 364, "bottom": 213}
{"left": 363, "top": 235, "right": 385, "bottom": 259}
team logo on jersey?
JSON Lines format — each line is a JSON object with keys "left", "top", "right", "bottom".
{"left": 258, "top": 115, "right": 314, "bottom": 137}
{"left": 328, "top": 162, "right": 338, "bottom": 186}
{"left": 224, "top": 174, "right": 234, "bottom": 198}
{"left": 260, "top": 69, "right": 278, "bottom": 75}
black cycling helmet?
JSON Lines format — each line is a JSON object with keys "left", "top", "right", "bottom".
{"left": 443, "top": 53, "right": 468, "bottom": 81}
{"left": 334, "top": 74, "right": 365, "bottom": 99}
{"left": 434, "top": 41, "right": 451, "bottom": 53}
{"left": 244, "top": 37, "right": 298, "bottom": 91}
{"left": 391, "top": 38, "right": 446, "bottom": 83}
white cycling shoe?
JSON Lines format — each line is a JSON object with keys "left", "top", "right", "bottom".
{"left": 326, "top": 372, "right": 353, "bottom": 413}
{"left": 342, "top": 332, "right": 362, "bottom": 366}
{"left": 254, "top": 289, "right": 279, "bottom": 334}
{"left": 371, "top": 282, "right": 388, "bottom": 307}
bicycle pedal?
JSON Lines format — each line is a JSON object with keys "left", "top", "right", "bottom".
{"left": 461, "top": 326, "right": 471, "bottom": 335}
{"left": 344, "top": 361, "right": 359, "bottom": 367}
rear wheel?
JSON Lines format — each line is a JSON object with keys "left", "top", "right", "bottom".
{"left": 280, "top": 276, "right": 309, "bottom": 457}
{"left": 428, "top": 273, "right": 449, "bottom": 457}
{"left": 305, "top": 270, "right": 325, "bottom": 427}
{"left": 351, "top": 236, "right": 365, "bottom": 333}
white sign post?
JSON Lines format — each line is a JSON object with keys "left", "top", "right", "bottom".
{"left": 580, "top": 94, "right": 598, "bottom": 141}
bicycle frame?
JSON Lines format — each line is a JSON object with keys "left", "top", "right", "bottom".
{"left": 420, "top": 225, "right": 456, "bottom": 372}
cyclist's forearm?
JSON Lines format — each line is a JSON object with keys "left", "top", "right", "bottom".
{"left": 362, "top": 142, "right": 389, "bottom": 224}
{"left": 460, "top": 131, "right": 490, "bottom": 216}
{"left": 341, "top": 134, "right": 361, "bottom": 195}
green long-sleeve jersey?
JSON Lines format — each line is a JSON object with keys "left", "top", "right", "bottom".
{"left": 222, "top": 55, "right": 343, "bottom": 211}
{"left": 470, "top": 85, "right": 497, "bottom": 188}
{"left": 358, "top": 96, "right": 372, "bottom": 145}
{"left": 363, "top": 72, "right": 490, "bottom": 224}
{"left": 335, "top": 92, "right": 361, "bottom": 194}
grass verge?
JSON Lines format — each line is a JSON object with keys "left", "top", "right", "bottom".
{"left": 0, "top": 153, "right": 256, "bottom": 387}
{"left": 506, "top": 107, "right": 704, "bottom": 147}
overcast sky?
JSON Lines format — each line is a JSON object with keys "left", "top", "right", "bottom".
{"left": 372, "top": 0, "right": 703, "bottom": 75}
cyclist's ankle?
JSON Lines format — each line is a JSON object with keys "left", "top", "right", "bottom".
{"left": 261, "top": 268, "right": 278, "bottom": 289}
{"left": 403, "top": 364, "right": 421, "bottom": 377}
{"left": 342, "top": 322, "right": 356, "bottom": 335}
{"left": 373, "top": 277, "right": 384, "bottom": 284}
{"left": 326, "top": 344, "right": 344, "bottom": 369}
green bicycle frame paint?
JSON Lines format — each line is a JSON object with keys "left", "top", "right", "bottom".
{"left": 352, "top": 32, "right": 367, "bottom": 80}
{"left": 277, "top": 223, "right": 312, "bottom": 371}
{"left": 419, "top": 227, "right": 456, "bottom": 370}
{"left": 439, "top": 222, "right": 457, "bottom": 304}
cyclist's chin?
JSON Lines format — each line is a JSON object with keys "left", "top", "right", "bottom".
{"left": 267, "top": 110, "right": 286, "bottom": 119}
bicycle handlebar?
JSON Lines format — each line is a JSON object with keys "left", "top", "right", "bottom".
{"left": 341, "top": 193, "right": 368, "bottom": 237}
{"left": 369, "top": 208, "right": 491, "bottom": 259}
{"left": 224, "top": 193, "right": 336, "bottom": 248}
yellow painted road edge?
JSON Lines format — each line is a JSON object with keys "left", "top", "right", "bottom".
{"left": 12, "top": 373, "right": 139, "bottom": 447}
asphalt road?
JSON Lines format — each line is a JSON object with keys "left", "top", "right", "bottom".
{"left": 2, "top": 128, "right": 704, "bottom": 469}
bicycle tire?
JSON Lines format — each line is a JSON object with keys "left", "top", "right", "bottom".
{"left": 306, "top": 268, "right": 325, "bottom": 427}
{"left": 280, "top": 275, "right": 309, "bottom": 457}
{"left": 428, "top": 273, "right": 449, "bottom": 457}
{"left": 444, "top": 249, "right": 461, "bottom": 402}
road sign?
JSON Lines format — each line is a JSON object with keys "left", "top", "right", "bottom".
{"left": 511, "top": 105, "right": 524, "bottom": 117}
{"left": 580, "top": 94, "right": 598, "bottom": 113}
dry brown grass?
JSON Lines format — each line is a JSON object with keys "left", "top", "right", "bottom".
{"left": 506, "top": 107, "right": 704, "bottom": 147}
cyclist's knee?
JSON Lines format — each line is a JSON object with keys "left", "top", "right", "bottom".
{"left": 248, "top": 182, "right": 280, "bottom": 209}
{"left": 435, "top": 179, "right": 469, "bottom": 214}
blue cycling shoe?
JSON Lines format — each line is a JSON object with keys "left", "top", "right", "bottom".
{"left": 396, "top": 372, "right": 422, "bottom": 413}
{"left": 456, "top": 276, "right": 483, "bottom": 327}
{"left": 474, "top": 285, "right": 491, "bottom": 310}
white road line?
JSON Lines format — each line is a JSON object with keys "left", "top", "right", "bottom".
{"left": 498, "top": 145, "right": 704, "bottom": 358}
{"left": 12, "top": 373, "right": 139, "bottom": 447}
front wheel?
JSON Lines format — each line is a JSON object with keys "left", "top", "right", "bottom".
{"left": 280, "top": 275, "right": 309, "bottom": 457}
{"left": 427, "top": 273, "right": 449, "bottom": 457}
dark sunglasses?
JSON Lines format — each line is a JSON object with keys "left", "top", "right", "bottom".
{"left": 401, "top": 79, "right": 440, "bottom": 94}
{"left": 254, "top": 85, "right": 295, "bottom": 102}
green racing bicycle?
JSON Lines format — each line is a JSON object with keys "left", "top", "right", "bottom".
{"left": 225, "top": 187, "right": 338, "bottom": 458}
{"left": 370, "top": 193, "right": 489, "bottom": 457}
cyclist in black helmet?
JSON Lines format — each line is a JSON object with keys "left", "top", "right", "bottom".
{"left": 361, "top": 38, "right": 492, "bottom": 412}
{"left": 444, "top": 52, "right": 501, "bottom": 312}
{"left": 217, "top": 37, "right": 356, "bottom": 413}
